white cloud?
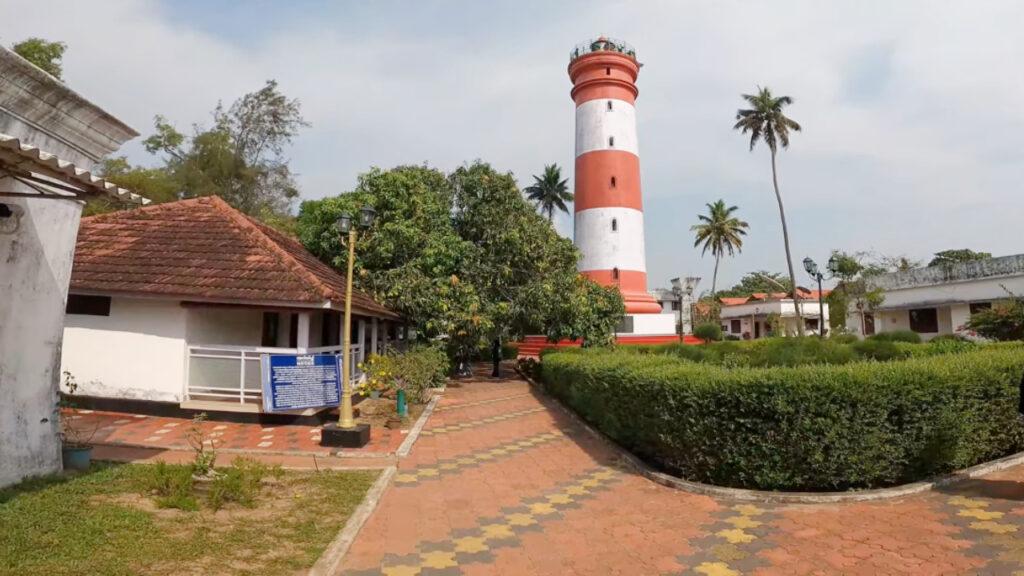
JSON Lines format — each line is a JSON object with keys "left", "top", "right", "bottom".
{"left": 3, "top": 0, "right": 1022, "bottom": 291}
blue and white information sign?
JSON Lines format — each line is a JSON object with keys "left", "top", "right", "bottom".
{"left": 260, "top": 354, "right": 342, "bottom": 412}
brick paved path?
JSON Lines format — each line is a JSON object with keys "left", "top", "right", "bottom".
{"left": 341, "top": 367, "right": 1024, "bottom": 575}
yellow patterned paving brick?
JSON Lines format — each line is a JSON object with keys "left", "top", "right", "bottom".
{"left": 716, "top": 528, "right": 756, "bottom": 544}
{"left": 372, "top": 468, "right": 621, "bottom": 576}
{"left": 970, "top": 521, "right": 1018, "bottom": 534}
{"left": 949, "top": 495, "right": 990, "bottom": 508}
{"left": 435, "top": 393, "right": 531, "bottom": 411}
{"left": 564, "top": 485, "right": 590, "bottom": 496}
{"left": 958, "top": 508, "right": 1004, "bottom": 521}
{"left": 723, "top": 515, "right": 762, "bottom": 529}
{"left": 394, "top": 430, "right": 568, "bottom": 486}
{"left": 733, "top": 504, "right": 766, "bottom": 516}
{"left": 419, "top": 551, "right": 457, "bottom": 569}
{"left": 695, "top": 561, "right": 741, "bottom": 576}
{"left": 420, "top": 407, "right": 547, "bottom": 436}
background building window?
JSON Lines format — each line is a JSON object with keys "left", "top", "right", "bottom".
{"left": 730, "top": 319, "right": 741, "bottom": 333}
{"left": 671, "top": 301, "right": 680, "bottom": 311}
{"left": 261, "top": 312, "right": 280, "bottom": 346}
{"left": 909, "top": 308, "right": 939, "bottom": 333}
{"left": 66, "top": 294, "right": 111, "bottom": 316}
{"left": 969, "top": 302, "right": 992, "bottom": 315}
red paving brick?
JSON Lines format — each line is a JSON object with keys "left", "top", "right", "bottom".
{"left": 339, "top": 365, "right": 1024, "bottom": 575}
{"left": 66, "top": 407, "right": 404, "bottom": 455}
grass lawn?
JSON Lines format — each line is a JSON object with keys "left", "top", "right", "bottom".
{"left": 0, "top": 462, "right": 378, "bottom": 576}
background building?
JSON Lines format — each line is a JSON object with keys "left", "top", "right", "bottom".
{"left": 719, "top": 290, "right": 831, "bottom": 339}
{"left": 847, "top": 254, "right": 1024, "bottom": 340}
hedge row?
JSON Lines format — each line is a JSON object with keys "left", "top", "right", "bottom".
{"left": 540, "top": 344, "right": 1024, "bottom": 491}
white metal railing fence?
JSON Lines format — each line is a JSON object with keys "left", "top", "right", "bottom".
{"left": 185, "top": 344, "right": 360, "bottom": 405}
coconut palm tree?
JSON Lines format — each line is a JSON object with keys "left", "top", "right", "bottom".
{"left": 524, "top": 164, "right": 573, "bottom": 222}
{"left": 691, "top": 200, "right": 749, "bottom": 296}
{"left": 734, "top": 86, "right": 805, "bottom": 335}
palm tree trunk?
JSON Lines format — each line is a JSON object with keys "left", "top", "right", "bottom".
{"left": 770, "top": 148, "right": 805, "bottom": 336}
{"left": 711, "top": 254, "right": 720, "bottom": 296}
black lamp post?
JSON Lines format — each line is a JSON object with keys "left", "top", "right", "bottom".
{"left": 803, "top": 257, "right": 826, "bottom": 339}
{"left": 321, "top": 205, "right": 376, "bottom": 448}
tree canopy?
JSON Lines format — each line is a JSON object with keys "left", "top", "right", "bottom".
{"left": 716, "top": 270, "right": 793, "bottom": 298}
{"left": 12, "top": 38, "right": 66, "bottom": 79}
{"left": 524, "top": 164, "right": 573, "bottom": 221}
{"left": 691, "top": 200, "right": 748, "bottom": 295}
{"left": 296, "top": 163, "right": 624, "bottom": 357}
{"left": 928, "top": 249, "right": 992, "bottom": 267}
{"left": 93, "top": 80, "right": 308, "bottom": 222}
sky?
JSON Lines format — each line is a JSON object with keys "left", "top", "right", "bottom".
{"left": 4, "top": 0, "right": 1024, "bottom": 293}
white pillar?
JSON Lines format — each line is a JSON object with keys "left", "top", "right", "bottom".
{"left": 296, "top": 312, "right": 311, "bottom": 351}
{"left": 358, "top": 318, "right": 367, "bottom": 364}
{"left": 371, "top": 317, "right": 379, "bottom": 356}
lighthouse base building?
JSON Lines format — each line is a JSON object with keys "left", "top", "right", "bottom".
{"left": 570, "top": 37, "right": 677, "bottom": 343}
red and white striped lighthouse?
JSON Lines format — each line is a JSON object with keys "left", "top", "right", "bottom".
{"left": 569, "top": 38, "right": 662, "bottom": 316}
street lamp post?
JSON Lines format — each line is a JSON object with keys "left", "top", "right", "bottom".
{"left": 803, "top": 257, "right": 826, "bottom": 339}
{"left": 321, "top": 206, "right": 376, "bottom": 448}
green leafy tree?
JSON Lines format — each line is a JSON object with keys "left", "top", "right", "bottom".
{"left": 928, "top": 249, "right": 992, "bottom": 267}
{"left": 143, "top": 80, "right": 309, "bottom": 217}
{"left": 86, "top": 157, "right": 180, "bottom": 216}
{"left": 691, "top": 200, "right": 749, "bottom": 295}
{"left": 966, "top": 293, "right": 1024, "bottom": 341}
{"left": 825, "top": 250, "right": 884, "bottom": 334}
{"left": 717, "top": 270, "right": 793, "bottom": 298}
{"left": 297, "top": 163, "right": 623, "bottom": 361}
{"left": 11, "top": 38, "right": 66, "bottom": 79}
{"left": 523, "top": 164, "right": 573, "bottom": 221}
{"left": 734, "top": 86, "right": 805, "bottom": 335}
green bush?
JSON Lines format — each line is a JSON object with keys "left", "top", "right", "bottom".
{"left": 136, "top": 461, "right": 197, "bottom": 511}
{"left": 207, "top": 457, "right": 281, "bottom": 511}
{"left": 831, "top": 333, "right": 860, "bottom": 345}
{"left": 693, "top": 323, "right": 722, "bottom": 342}
{"left": 363, "top": 345, "right": 449, "bottom": 403}
{"left": 540, "top": 344, "right": 1024, "bottom": 491}
{"left": 869, "top": 330, "right": 923, "bottom": 344}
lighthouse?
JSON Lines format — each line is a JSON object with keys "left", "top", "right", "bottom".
{"left": 569, "top": 38, "right": 676, "bottom": 338}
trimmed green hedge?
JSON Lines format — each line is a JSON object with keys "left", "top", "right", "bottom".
{"left": 540, "top": 344, "right": 1024, "bottom": 491}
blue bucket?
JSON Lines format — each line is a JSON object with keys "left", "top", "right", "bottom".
{"left": 62, "top": 446, "right": 93, "bottom": 471}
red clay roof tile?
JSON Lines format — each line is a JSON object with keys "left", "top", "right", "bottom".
{"left": 71, "top": 196, "right": 398, "bottom": 319}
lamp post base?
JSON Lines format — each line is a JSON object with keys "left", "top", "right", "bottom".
{"left": 320, "top": 422, "right": 371, "bottom": 448}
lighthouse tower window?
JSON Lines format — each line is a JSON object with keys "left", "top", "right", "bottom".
{"left": 605, "top": 67, "right": 611, "bottom": 75}
{"left": 610, "top": 176, "right": 616, "bottom": 188}
{"left": 612, "top": 267, "right": 620, "bottom": 281}
{"left": 608, "top": 136, "right": 615, "bottom": 148}
{"left": 607, "top": 100, "right": 613, "bottom": 111}
{"left": 611, "top": 218, "right": 618, "bottom": 232}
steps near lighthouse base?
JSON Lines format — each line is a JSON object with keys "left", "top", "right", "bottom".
{"left": 516, "top": 314, "right": 698, "bottom": 359}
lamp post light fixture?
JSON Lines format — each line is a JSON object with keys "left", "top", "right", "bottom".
{"left": 321, "top": 205, "right": 376, "bottom": 448}
{"left": 803, "top": 257, "right": 826, "bottom": 339}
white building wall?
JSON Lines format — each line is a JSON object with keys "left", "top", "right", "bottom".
{"left": 185, "top": 307, "right": 262, "bottom": 346}
{"left": 574, "top": 207, "right": 646, "bottom": 272}
{"left": 575, "top": 98, "right": 639, "bottom": 157}
{"left": 62, "top": 298, "right": 188, "bottom": 403}
{"left": 0, "top": 196, "right": 81, "bottom": 487}
{"left": 879, "top": 276, "right": 1024, "bottom": 309}
{"left": 626, "top": 313, "right": 676, "bottom": 336}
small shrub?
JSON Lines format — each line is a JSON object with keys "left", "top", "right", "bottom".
{"left": 137, "top": 461, "right": 197, "bottom": 511}
{"left": 851, "top": 338, "right": 907, "bottom": 361}
{"left": 185, "top": 413, "right": 216, "bottom": 476}
{"left": 363, "top": 345, "right": 449, "bottom": 403}
{"left": 966, "top": 298, "right": 1024, "bottom": 341}
{"left": 206, "top": 457, "right": 279, "bottom": 511}
{"left": 693, "top": 323, "right": 722, "bottom": 343}
{"left": 831, "top": 333, "right": 860, "bottom": 345}
{"left": 869, "top": 330, "right": 922, "bottom": 344}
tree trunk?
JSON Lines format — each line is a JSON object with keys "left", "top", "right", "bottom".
{"left": 770, "top": 149, "right": 805, "bottom": 336}
{"left": 711, "top": 254, "right": 720, "bottom": 296}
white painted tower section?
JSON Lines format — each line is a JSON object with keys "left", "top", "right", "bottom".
{"left": 575, "top": 98, "right": 639, "bottom": 157}
{"left": 574, "top": 208, "right": 647, "bottom": 272}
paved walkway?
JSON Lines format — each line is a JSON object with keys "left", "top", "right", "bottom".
{"left": 67, "top": 407, "right": 403, "bottom": 455}
{"left": 341, "top": 367, "right": 1024, "bottom": 576}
